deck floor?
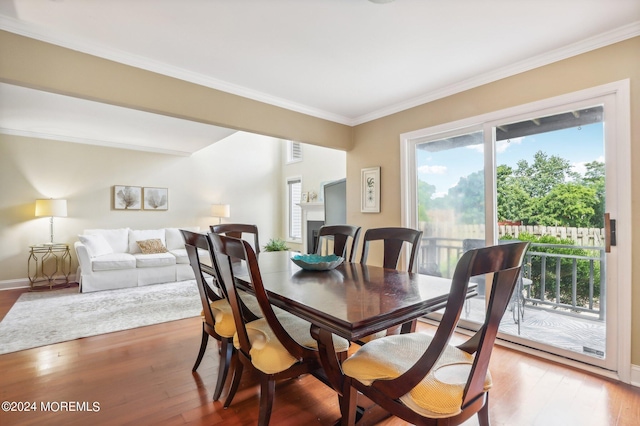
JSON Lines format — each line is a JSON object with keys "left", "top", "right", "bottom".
{"left": 459, "top": 295, "right": 606, "bottom": 358}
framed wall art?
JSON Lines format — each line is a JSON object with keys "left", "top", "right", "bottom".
{"left": 114, "top": 185, "right": 142, "bottom": 210}
{"left": 361, "top": 166, "right": 380, "bottom": 213}
{"left": 143, "top": 187, "right": 168, "bottom": 210}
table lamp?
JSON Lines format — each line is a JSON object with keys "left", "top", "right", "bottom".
{"left": 211, "top": 204, "right": 230, "bottom": 224}
{"left": 35, "top": 199, "right": 67, "bottom": 244}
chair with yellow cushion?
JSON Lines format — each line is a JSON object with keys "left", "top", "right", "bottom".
{"left": 209, "top": 232, "right": 350, "bottom": 426}
{"left": 182, "top": 230, "right": 261, "bottom": 401}
{"left": 340, "top": 241, "right": 529, "bottom": 426}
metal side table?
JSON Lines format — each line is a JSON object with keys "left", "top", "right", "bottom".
{"left": 28, "top": 243, "right": 71, "bottom": 291}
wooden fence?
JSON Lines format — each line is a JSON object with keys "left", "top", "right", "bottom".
{"left": 419, "top": 222, "right": 604, "bottom": 247}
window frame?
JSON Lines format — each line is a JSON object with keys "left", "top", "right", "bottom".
{"left": 286, "top": 176, "right": 303, "bottom": 242}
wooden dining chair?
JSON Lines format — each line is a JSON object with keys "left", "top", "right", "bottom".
{"left": 211, "top": 223, "right": 261, "bottom": 255}
{"left": 340, "top": 241, "right": 529, "bottom": 426}
{"left": 360, "top": 227, "right": 423, "bottom": 273}
{"left": 182, "top": 230, "right": 261, "bottom": 401}
{"left": 208, "top": 233, "right": 350, "bottom": 426}
{"left": 357, "top": 227, "right": 424, "bottom": 342}
{"left": 315, "top": 224, "right": 361, "bottom": 262}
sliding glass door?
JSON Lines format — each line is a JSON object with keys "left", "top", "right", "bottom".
{"left": 401, "top": 83, "right": 630, "bottom": 375}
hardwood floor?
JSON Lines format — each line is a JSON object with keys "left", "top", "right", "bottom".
{"left": 0, "top": 286, "right": 638, "bottom": 425}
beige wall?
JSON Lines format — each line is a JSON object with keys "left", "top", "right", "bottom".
{"left": 0, "top": 29, "right": 637, "bottom": 365}
{"left": 349, "top": 37, "right": 640, "bottom": 365}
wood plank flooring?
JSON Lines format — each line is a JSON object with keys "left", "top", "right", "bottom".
{"left": 0, "top": 286, "right": 638, "bottom": 425}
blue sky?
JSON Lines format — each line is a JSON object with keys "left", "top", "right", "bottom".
{"left": 417, "top": 123, "right": 604, "bottom": 199}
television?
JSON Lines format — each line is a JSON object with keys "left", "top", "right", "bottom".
{"left": 323, "top": 178, "right": 346, "bottom": 225}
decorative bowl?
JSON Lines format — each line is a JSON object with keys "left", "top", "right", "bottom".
{"left": 291, "top": 254, "right": 344, "bottom": 271}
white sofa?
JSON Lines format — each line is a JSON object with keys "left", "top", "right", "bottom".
{"left": 74, "top": 227, "right": 201, "bottom": 293}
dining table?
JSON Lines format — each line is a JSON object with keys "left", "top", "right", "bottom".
{"left": 233, "top": 250, "right": 477, "bottom": 406}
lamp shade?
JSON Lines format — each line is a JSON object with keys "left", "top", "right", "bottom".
{"left": 211, "top": 204, "right": 230, "bottom": 218}
{"left": 35, "top": 199, "right": 67, "bottom": 217}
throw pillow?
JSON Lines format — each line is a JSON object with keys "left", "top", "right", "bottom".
{"left": 129, "top": 229, "right": 165, "bottom": 253}
{"left": 78, "top": 234, "right": 113, "bottom": 258}
{"left": 136, "top": 239, "right": 168, "bottom": 254}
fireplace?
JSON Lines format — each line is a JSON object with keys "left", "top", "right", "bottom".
{"left": 307, "top": 220, "right": 324, "bottom": 253}
{"left": 299, "top": 202, "right": 324, "bottom": 254}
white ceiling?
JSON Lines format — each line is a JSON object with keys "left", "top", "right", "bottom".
{"left": 0, "top": 0, "right": 639, "bottom": 154}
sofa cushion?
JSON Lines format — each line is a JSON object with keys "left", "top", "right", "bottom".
{"left": 84, "top": 228, "right": 129, "bottom": 254}
{"left": 91, "top": 253, "right": 136, "bottom": 271}
{"left": 170, "top": 248, "right": 212, "bottom": 265}
{"left": 129, "top": 229, "right": 165, "bottom": 253}
{"left": 137, "top": 238, "right": 168, "bottom": 254}
{"left": 78, "top": 234, "right": 113, "bottom": 258}
{"left": 134, "top": 252, "right": 176, "bottom": 268}
{"left": 165, "top": 227, "right": 200, "bottom": 251}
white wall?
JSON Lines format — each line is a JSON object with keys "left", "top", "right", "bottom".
{"left": 0, "top": 131, "right": 282, "bottom": 286}
{"left": 282, "top": 143, "right": 347, "bottom": 251}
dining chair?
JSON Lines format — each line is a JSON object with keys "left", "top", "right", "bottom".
{"left": 315, "top": 224, "right": 361, "bottom": 262}
{"left": 182, "top": 230, "right": 261, "bottom": 401}
{"left": 340, "top": 241, "right": 529, "bottom": 426}
{"left": 211, "top": 223, "right": 261, "bottom": 255}
{"left": 359, "top": 227, "right": 423, "bottom": 273}
{"left": 208, "top": 232, "right": 350, "bottom": 426}
{"left": 357, "top": 227, "right": 423, "bottom": 342}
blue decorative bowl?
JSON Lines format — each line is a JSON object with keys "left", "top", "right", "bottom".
{"left": 291, "top": 254, "right": 344, "bottom": 271}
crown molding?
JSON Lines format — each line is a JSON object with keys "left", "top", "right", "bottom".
{"left": 0, "top": 127, "right": 193, "bottom": 157}
{"left": 2, "top": 17, "right": 639, "bottom": 127}
{"left": 352, "top": 21, "right": 640, "bottom": 125}
{"left": 0, "top": 16, "right": 352, "bottom": 126}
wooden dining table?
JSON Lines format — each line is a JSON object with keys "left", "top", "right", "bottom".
{"left": 234, "top": 250, "right": 477, "bottom": 406}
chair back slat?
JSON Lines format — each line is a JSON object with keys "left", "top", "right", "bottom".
{"left": 360, "top": 227, "right": 423, "bottom": 272}
{"left": 315, "top": 224, "right": 361, "bottom": 262}
{"left": 181, "top": 230, "right": 220, "bottom": 333}
{"left": 211, "top": 223, "right": 261, "bottom": 255}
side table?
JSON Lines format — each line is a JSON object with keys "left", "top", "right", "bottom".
{"left": 28, "top": 243, "right": 71, "bottom": 291}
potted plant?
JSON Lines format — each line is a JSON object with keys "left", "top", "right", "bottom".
{"left": 263, "top": 238, "right": 290, "bottom": 252}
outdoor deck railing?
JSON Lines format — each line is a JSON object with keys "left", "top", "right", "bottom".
{"left": 417, "top": 238, "right": 605, "bottom": 320}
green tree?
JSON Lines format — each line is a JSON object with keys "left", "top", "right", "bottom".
{"left": 514, "top": 151, "right": 578, "bottom": 198}
{"left": 532, "top": 183, "right": 597, "bottom": 227}
{"left": 497, "top": 164, "right": 534, "bottom": 223}
{"left": 580, "top": 161, "right": 605, "bottom": 227}
{"left": 448, "top": 170, "right": 484, "bottom": 224}
{"left": 417, "top": 180, "right": 437, "bottom": 222}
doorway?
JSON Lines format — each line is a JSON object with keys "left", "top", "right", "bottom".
{"left": 400, "top": 81, "right": 631, "bottom": 379}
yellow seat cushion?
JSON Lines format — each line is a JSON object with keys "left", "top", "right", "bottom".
{"left": 233, "top": 312, "right": 349, "bottom": 375}
{"left": 341, "top": 332, "right": 492, "bottom": 418}
{"left": 200, "top": 294, "right": 262, "bottom": 338}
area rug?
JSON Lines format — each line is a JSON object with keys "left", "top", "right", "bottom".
{"left": 0, "top": 280, "right": 201, "bottom": 355}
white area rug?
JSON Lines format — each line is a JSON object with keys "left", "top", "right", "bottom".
{"left": 0, "top": 280, "right": 201, "bottom": 355}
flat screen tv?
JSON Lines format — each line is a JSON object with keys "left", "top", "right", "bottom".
{"left": 323, "top": 178, "right": 346, "bottom": 225}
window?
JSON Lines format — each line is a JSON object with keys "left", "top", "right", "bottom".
{"left": 287, "top": 141, "right": 302, "bottom": 163}
{"left": 287, "top": 177, "right": 302, "bottom": 240}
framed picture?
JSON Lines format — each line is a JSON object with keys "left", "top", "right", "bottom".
{"left": 114, "top": 185, "right": 142, "bottom": 210}
{"left": 301, "top": 192, "right": 309, "bottom": 203}
{"left": 361, "top": 167, "right": 381, "bottom": 213}
{"left": 143, "top": 187, "right": 168, "bottom": 210}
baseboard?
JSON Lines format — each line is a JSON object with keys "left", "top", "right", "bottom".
{"left": 0, "top": 274, "right": 80, "bottom": 291}
{"left": 631, "top": 364, "right": 640, "bottom": 388}
{"left": 0, "top": 279, "right": 30, "bottom": 291}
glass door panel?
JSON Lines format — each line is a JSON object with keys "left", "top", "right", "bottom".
{"left": 493, "top": 106, "right": 607, "bottom": 363}
{"left": 415, "top": 130, "right": 487, "bottom": 326}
